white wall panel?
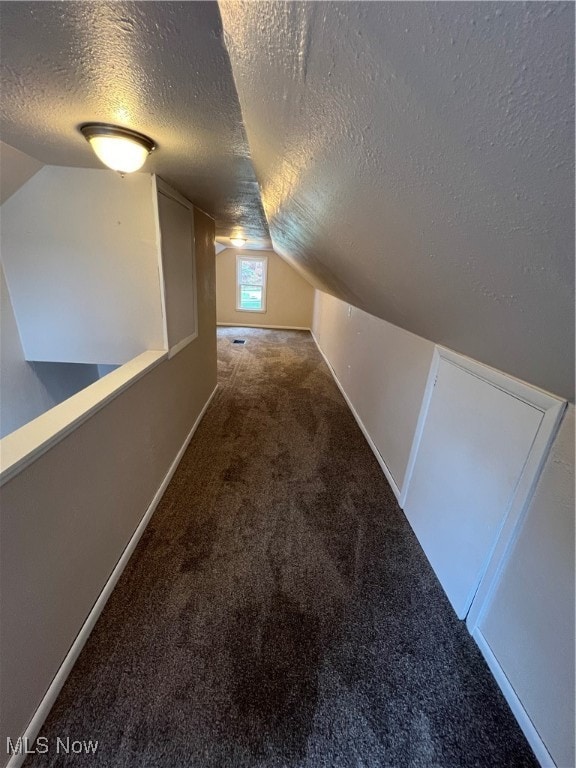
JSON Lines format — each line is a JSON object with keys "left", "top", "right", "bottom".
{"left": 0, "top": 264, "right": 99, "bottom": 437}
{"left": 473, "top": 407, "right": 575, "bottom": 768}
{"left": 1, "top": 166, "right": 165, "bottom": 365}
{"left": 403, "top": 348, "right": 565, "bottom": 620}
{"left": 403, "top": 354, "right": 546, "bottom": 618}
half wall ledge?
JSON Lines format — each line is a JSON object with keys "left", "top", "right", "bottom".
{"left": 0, "top": 350, "right": 168, "bottom": 487}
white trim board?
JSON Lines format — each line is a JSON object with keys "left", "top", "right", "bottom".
{"left": 400, "top": 346, "right": 565, "bottom": 507}
{"left": 5, "top": 384, "right": 218, "bottom": 768}
{"left": 0, "top": 350, "right": 168, "bottom": 486}
{"left": 311, "top": 331, "right": 402, "bottom": 503}
{"left": 217, "top": 323, "right": 311, "bottom": 331}
{"left": 466, "top": 390, "right": 566, "bottom": 632}
{"left": 168, "top": 333, "right": 197, "bottom": 360}
{"left": 398, "top": 351, "right": 440, "bottom": 508}
{"left": 151, "top": 175, "right": 169, "bottom": 353}
{"left": 235, "top": 253, "right": 268, "bottom": 313}
{"left": 155, "top": 176, "right": 195, "bottom": 210}
{"left": 472, "top": 629, "right": 556, "bottom": 768}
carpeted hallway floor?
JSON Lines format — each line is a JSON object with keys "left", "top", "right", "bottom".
{"left": 26, "top": 328, "right": 537, "bottom": 767}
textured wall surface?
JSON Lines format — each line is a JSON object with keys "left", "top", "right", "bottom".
{"left": 1, "top": 2, "right": 573, "bottom": 396}
{"left": 220, "top": 1, "right": 574, "bottom": 400}
{"left": 0, "top": 2, "right": 270, "bottom": 248}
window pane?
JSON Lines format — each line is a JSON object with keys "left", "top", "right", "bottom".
{"left": 240, "top": 259, "right": 264, "bottom": 286}
{"left": 239, "top": 285, "right": 263, "bottom": 310}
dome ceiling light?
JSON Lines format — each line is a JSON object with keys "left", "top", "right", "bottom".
{"left": 230, "top": 237, "right": 247, "bottom": 247}
{"left": 80, "top": 123, "right": 156, "bottom": 174}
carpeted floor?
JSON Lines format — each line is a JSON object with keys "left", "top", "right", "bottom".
{"left": 25, "top": 328, "right": 537, "bottom": 767}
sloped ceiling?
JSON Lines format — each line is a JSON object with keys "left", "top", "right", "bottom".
{"left": 0, "top": 1, "right": 271, "bottom": 249}
{"left": 0, "top": 140, "right": 44, "bottom": 204}
{"left": 219, "top": 1, "right": 575, "bottom": 400}
{"left": 1, "top": 2, "right": 574, "bottom": 399}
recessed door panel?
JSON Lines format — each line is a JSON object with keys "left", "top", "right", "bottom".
{"left": 404, "top": 358, "right": 543, "bottom": 618}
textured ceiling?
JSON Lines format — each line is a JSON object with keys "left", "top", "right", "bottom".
{"left": 219, "top": 1, "right": 575, "bottom": 400}
{"left": 1, "top": 1, "right": 574, "bottom": 399}
{"left": 0, "top": 1, "right": 271, "bottom": 248}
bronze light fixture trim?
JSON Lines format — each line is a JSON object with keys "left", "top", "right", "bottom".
{"left": 80, "top": 123, "right": 156, "bottom": 174}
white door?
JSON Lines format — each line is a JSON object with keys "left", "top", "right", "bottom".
{"left": 403, "top": 356, "right": 543, "bottom": 619}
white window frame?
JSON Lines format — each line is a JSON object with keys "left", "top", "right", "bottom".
{"left": 236, "top": 254, "right": 268, "bottom": 313}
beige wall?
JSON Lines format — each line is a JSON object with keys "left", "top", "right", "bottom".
{"left": 216, "top": 248, "right": 314, "bottom": 328}
{"left": 0, "top": 209, "right": 217, "bottom": 761}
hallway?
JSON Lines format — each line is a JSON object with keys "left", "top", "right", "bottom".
{"left": 26, "top": 328, "right": 537, "bottom": 767}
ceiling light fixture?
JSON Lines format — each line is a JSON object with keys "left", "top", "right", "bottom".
{"left": 230, "top": 237, "right": 247, "bottom": 247}
{"left": 80, "top": 123, "right": 156, "bottom": 174}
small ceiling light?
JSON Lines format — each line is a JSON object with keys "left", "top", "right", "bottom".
{"left": 80, "top": 123, "right": 156, "bottom": 174}
{"left": 230, "top": 237, "right": 247, "bottom": 247}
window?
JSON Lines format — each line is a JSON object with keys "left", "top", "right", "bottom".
{"left": 236, "top": 255, "right": 267, "bottom": 312}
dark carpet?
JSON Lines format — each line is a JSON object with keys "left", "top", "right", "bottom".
{"left": 25, "top": 328, "right": 537, "bottom": 767}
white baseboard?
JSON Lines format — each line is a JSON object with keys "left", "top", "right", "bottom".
{"left": 472, "top": 628, "right": 555, "bottom": 768}
{"left": 310, "top": 332, "right": 402, "bottom": 504}
{"left": 6, "top": 384, "right": 218, "bottom": 768}
{"left": 217, "top": 322, "right": 311, "bottom": 331}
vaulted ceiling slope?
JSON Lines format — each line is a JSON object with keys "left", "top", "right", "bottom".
{"left": 219, "top": 1, "right": 575, "bottom": 401}
{"left": 0, "top": 1, "right": 271, "bottom": 248}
